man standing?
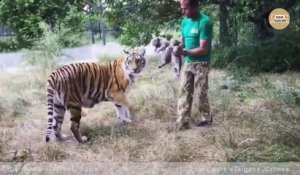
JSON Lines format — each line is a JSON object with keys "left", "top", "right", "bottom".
{"left": 173, "top": 0, "right": 213, "bottom": 130}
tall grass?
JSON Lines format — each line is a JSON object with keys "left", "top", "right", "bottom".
{"left": 215, "top": 71, "right": 300, "bottom": 161}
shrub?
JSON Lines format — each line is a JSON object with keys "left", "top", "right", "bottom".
{"left": 212, "top": 30, "right": 300, "bottom": 73}
{"left": 22, "top": 22, "right": 61, "bottom": 71}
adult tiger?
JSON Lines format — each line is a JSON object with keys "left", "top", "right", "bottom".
{"left": 45, "top": 49, "right": 146, "bottom": 143}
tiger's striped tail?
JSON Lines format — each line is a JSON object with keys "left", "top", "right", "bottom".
{"left": 45, "top": 83, "right": 54, "bottom": 142}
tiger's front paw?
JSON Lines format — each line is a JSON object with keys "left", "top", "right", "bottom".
{"left": 126, "top": 108, "right": 136, "bottom": 120}
{"left": 56, "top": 134, "right": 72, "bottom": 142}
{"left": 119, "top": 116, "right": 132, "bottom": 123}
{"left": 81, "top": 136, "right": 88, "bottom": 143}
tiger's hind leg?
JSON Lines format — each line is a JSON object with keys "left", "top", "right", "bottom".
{"left": 53, "top": 103, "right": 66, "bottom": 141}
{"left": 68, "top": 104, "right": 87, "bottom": 143}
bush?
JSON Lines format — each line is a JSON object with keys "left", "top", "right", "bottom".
{"left": 212, "top": 30, "right": 300, "bottom": 73}
{"left": 119, "top": 20, "right": 158, "bottom": 47}
{"left": 57, "top": 5, "right": 90, "bottom": 48}
{"left": 274, "top": 81, "right": 300, "bottom": 106}
{"left": 97, "top": 54, "right": 116, "bottom": 64}
{"left": 22, "top": 22, "right": 61, "bottom": 71}
{"left": 0, "top": 38, "right": 20, "bottom": 52}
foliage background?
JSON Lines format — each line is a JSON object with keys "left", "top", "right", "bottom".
{"left": 0, "top": 0, "right": 299, "bottom": 72}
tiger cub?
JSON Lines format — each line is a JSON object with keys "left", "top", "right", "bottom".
{"left": 45, "top": 49, "right": 146, "bottom": 143}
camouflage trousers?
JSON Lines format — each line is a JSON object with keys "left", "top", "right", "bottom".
{"left": 176, "top": 62, "right": 211, "bottom": 125}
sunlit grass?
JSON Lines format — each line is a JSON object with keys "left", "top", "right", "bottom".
{"left": 0, "top": 56, "right": 299, "bottom": 162}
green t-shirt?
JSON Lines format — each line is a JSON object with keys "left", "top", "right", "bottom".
{"left": 181, "top": 12, "right": 213, "bottom": 63}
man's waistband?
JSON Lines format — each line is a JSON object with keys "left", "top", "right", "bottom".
{"left": 186, "top": 61, "right": 210, "bottom": 66}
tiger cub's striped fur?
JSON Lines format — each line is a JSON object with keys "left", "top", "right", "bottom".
{"left": 45, "top": 50, "right": 146, "bottom": 143}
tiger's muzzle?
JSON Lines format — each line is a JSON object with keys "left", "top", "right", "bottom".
{"left": 133, "top": 56, "right": 146, "bottom": 73}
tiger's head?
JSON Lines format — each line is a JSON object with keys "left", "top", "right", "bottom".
{"left": 123, "top": 48, "right": 146, "bottom": 77}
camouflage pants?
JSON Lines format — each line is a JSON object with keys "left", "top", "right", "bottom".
{"left": 176, "top": 62, "right": 211, "bottom": 125}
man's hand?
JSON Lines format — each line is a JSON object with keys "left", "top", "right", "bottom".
{"left": 173, "top": 46, "right": 185, "bottom": 57}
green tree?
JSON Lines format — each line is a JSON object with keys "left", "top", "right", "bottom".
{"left": 209, "top": 0, "right": 300, "bottom": 72}
{"left": 102, "top": 0, "right": 182, "bottom": 46}
{"left": 0, "top": 0, "right": 87, "bottom": 48}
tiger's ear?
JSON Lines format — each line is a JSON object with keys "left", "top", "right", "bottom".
{"left": 123, "top": 49, "right": 130, "bottom": 55}
{"left": 140, "top": 48, "right": 146, "bottom": 56}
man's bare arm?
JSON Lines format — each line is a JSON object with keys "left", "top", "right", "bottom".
{"left": 185, "top": 39, "right": 208, "bottom": 56}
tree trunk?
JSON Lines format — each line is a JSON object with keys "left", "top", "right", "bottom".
{"left": 98, "top": 0, "right": 106, "bottom": 45}
{"left": 219, "top": 2, "right": 231, "bottom": 47}
{"left": 101, "top": 22, "right": 106, "bottom": 45}
{"left": 90, "top": 21, "right": 95, "bottom": 44}
{"left": 98, "top": 21, "right": 102, "bottom": 40}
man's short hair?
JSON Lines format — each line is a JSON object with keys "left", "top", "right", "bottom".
{"left": 189, "top": 0, "right": 199, "bottom": 7}
{"left": 181, "top": 0, "right": 199, "bottom": 8}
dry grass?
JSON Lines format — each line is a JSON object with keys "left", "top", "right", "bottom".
{"left": 0, "top": 56, "right": 299, "bottom": 163}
